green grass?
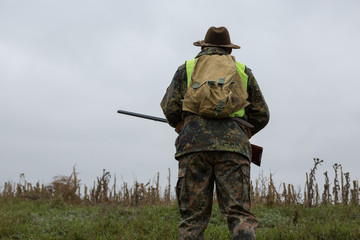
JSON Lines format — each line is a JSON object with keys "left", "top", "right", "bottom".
{"left": 0, "top": 198, "right": 179, "bottom": 240}
{"left": 254, "top": 204, "right": 360, "bottom": 240}
{"left": 1, "top": 197, "right": 359, "bottom": 240}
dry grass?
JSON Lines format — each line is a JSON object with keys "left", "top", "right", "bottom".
{"left": 250, "top": 158, "right": 359, "bottom": 207}
{"left": 1, "top": 167, "right": 173, "bottom": 206}
{"left": 1, "top": 160, "right": 359, "bottom": 207}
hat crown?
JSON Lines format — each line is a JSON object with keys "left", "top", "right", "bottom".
{"left": 204, "top": 27, "right": 231, "bottom": 46}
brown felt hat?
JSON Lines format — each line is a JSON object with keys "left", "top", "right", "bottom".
{"left": 193, "top": 26, "right": 240, "bottom": 49}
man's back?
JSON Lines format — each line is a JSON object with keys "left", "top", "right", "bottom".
{"left": 161, "top": 46, "right": 269, "bottom": 160}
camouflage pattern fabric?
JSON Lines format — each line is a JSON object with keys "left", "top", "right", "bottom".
{"left": 176, "top": 151, "right": 258, "bottom": 240}
{"left": 161, "top": 47, "right": 269, "bottom": 239}
{"left": 160, "top": 47, "right": 270, "bottom": 160}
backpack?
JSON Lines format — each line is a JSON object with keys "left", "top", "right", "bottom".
{"left": 182, "top": 55, "right": 249, "bottom": 118}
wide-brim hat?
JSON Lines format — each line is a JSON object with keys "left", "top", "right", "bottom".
{"left": 193, "top": 26, "right": 240, "bottom": 49}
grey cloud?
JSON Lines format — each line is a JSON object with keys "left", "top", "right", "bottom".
{"left": 1, "top": 0, "right": 360, "bottom": 191}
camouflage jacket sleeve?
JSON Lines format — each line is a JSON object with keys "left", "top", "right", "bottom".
{"left": 244, "top": 67, "right": 270, "bottom": 136}
{"left": 160, "top": 64, "right": 187, "bottom": 128}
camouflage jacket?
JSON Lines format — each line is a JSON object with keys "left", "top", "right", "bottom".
{"left": 161, "top": 47, "right": 270, "bottom": 160}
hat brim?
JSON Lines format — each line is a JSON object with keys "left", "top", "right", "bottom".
{"left": 193, "top": 40, "right": 241, "bottom": 49}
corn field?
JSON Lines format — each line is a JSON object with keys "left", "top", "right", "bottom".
{"left": 1, "top": 158, "right": 359, "bottom": 207}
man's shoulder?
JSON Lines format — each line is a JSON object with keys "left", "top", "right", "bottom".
{"left": 178, "top": 63, "right": 186, "bottom": 70}
{"left": 176, "top": 63, "right": 187, "bottom": 78}
{"left": 244, "top": 65, "right": 254, "bottom": 77}
{"left": 171, "top": 63, "right": 187, "bottom": 83}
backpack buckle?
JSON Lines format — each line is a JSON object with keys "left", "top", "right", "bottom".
{"left": 208, "top": 80, "right": 216, "bottom": 86}
{"left": 193, "top": 82, "right": 200, "bottom": 89}
{"left": 215, "top": 101, "right": 225, "bottom": 116}
{"left": 218, "top": 78, "right": 225, "bottom": 86}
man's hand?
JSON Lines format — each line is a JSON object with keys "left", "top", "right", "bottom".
{"left": 175, "top": 121, "right": 184, "bottom": 134}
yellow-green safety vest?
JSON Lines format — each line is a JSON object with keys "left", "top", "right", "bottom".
{"left": 185, "top": 58, "right": 248, "bottom": 117}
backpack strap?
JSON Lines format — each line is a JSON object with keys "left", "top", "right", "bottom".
{"left": 185, "top": 59, "right": 197, "bottom": 87}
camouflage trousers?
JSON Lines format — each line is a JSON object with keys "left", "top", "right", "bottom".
{"left": 176, "top": 151, "right": 258, "bottom": 240}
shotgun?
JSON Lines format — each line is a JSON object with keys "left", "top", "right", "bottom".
{"left": 117, "top": 109, "right": 263, "bottom": 166}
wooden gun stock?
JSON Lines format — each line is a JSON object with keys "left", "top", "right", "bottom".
{"left": 251, "top": 144, "right": 262, "bottom": 167}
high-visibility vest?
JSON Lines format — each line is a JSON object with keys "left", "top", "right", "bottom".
{"left": 185, "top": 58, "right": 248, "bottom": 117}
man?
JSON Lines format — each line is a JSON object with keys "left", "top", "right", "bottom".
{"left": 161, "top": 26, "right": 269, "bottom": 240}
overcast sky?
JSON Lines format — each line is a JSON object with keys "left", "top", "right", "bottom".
{"left": 1, "top": 0, "right": 360, "bottom": 195}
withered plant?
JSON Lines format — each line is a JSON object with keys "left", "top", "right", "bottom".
{"left": 350, "top": 180, "right": 359, "bottom": 205}
{"left": 305, "top": 158, "right": 323, "bottom": 207}
{"left": 332, "top": 163, "right": 341, "bottom": 205}
{"left": 322, "top": 171, "right": 331, "bottom": 205}
{"left": 343, "top": 172, "right": 350, "bottom": 205}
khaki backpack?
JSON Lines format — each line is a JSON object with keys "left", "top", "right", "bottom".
{"left": 182, "top": 55, "right": 249, "bottom": 118}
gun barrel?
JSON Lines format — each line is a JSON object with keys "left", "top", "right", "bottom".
{"left": 117, "top": 109, "right": 167, "bottom": 123}
{"left": 116, "top": 109, "right": 262, "bottom": 166}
